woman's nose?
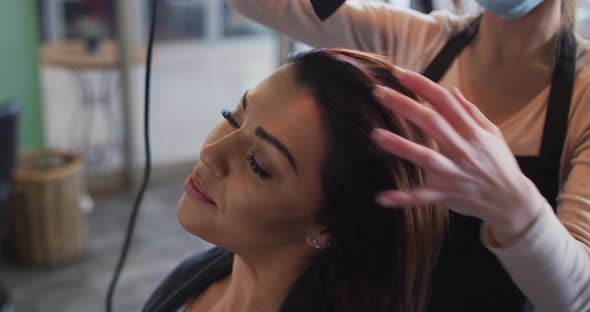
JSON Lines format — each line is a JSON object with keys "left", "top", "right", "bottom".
{"left": 199, "top": 141, "right": 230, "bottom": 178}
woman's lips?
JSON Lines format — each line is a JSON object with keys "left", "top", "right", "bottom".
{"left": 184, "top": 175, "right": 216, "bottom": 206}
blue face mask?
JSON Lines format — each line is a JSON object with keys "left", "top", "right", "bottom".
{"left": 476, "top": 0, "right": 544, "bottom": 20}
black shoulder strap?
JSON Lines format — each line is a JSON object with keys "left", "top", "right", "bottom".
{"left": 423, "top": 15, "right": 483, "bottom": 82}
{"left": 540, "top": 26, "right": 577, "bottom": 157}
{"left": 310, "top": 0, "right": 346, "bottom": 21}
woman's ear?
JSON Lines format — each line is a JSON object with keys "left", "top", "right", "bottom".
{"left": 306, "top": 228, "right": 333, "bottom": 250}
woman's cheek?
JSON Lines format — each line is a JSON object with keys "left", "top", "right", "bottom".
{"left": 230, "top": 179, "right": 280, "bottom": 227}
{"left": 227, "top": 177, "right": 258, "bottom": 211}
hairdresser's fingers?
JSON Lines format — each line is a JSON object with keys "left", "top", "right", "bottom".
{"left": 371, "top": 128, "right": 458, "bottom": 173}
{"left": 450, "top": 87, "right": 502, "bottom": 137}
{"left": 374, "top": 86, "right": 469, "bottom": 156}
{"left": 392, "top": 67, "right": 478, "bottom": 137}
{"left": 375, "top": 189, "right": 445, "bottom": 208}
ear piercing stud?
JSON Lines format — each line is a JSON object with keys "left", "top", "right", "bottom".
{"left": 312, "top": 238, "right": 321, "bottom": 249}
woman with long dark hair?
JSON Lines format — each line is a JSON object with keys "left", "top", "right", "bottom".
{"left": 142, "top": 48, "right": 446, "bottom": 312}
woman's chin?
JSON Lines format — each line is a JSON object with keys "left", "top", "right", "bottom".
{"left": 176, "top": 193, "right": 213, "bottom": 237}
{"left": 176, "top": 197, "right": 236, "bottom": 250}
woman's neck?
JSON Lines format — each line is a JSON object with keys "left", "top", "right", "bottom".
{"left": 474, "top": 0, "right": 562, "bottom": 66}
{"left": 211, "top": 245, "right": 315, "bottom": 312}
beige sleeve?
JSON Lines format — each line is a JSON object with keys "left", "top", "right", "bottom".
{"left": 482, "top": 81, "right": 590, "bottom": 312}
{"left": 225, "top": 0, "right": 467, "bottom": 71}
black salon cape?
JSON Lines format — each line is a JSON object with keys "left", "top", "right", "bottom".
{"left": 142, "top": 247, "right": 321, "bottom": 312}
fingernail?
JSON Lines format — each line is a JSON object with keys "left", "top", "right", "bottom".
{"left": 370, "top": 128, "right": 387, "bottom": 143}
{"left": 392, "top": 65, "right": 407, "bottom": 78}
{"left": 376, "top": 194, "right": 397, "bottom": 207}
{"left": 372, "top": 85, "right": 387, "bottom": 101}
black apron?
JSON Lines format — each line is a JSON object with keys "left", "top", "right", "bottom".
{"left": 424, "top": 15, "right": 577, "bottom": 312}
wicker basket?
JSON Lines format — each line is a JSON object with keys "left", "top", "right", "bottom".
{"left": 7, "top": 149, "right": 85, "bottom": 266}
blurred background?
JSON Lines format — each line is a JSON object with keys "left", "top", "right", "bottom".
{"left": 0, "top": 0, "right": 589, "bottom": 311}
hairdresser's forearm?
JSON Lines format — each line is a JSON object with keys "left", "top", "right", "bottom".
{"left": 484, "top": 204, "right": 590, "bottom": 311}
{"left": 225, "top": 0, "right": 415, "bottom": 53}
{"left": 226, "top": 0, "right": 349, "bottom": 47}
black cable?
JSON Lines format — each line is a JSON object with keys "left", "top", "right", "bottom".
{"left": 422, "top": 0, "right": 433, "bottom": 13}
{"left": 106, "top": 0, "right": 157, "bottom": 311}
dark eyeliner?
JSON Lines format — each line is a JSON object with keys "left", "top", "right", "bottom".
{"left": 222, "top": 110, "right": 240, "bottom": 128}
{"left": 246, "top": 151, "right": 271, "bottom": 180}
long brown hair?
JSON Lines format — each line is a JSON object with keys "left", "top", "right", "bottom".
{"left": 289, "top": 49, "right": 446, "bottom": 311}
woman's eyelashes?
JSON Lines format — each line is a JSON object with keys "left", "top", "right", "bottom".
{"left": 222, "top": 110, "right": 240, "bottom": 128}
{"left": 246, "top": 151, "right": 271, "bottom": 180}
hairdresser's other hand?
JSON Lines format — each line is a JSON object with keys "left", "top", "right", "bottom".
{"left": 371, "top": 68, "right": 547, "bottom": 246}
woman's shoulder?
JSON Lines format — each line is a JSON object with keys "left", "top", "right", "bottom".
{"left": 142, "top": 247, "right": 233, "bottom": 312}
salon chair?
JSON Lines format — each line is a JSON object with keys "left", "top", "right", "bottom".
{"left": 0, "top": 100, "right": 19, "bottom": 312}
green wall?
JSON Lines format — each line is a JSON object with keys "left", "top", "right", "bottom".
{"left": 0, "top": 0, "right": 44, "bottom": 149}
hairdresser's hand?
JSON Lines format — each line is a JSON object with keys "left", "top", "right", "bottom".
{"left": 371, "top": 67, "right": 547, "bottom": 246}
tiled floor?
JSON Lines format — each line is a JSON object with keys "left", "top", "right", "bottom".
{"left": 0, "top": 182, "right": 212, "bottom": 312}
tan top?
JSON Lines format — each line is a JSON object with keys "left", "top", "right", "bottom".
{"left": 227, "top": 0, "right": 590, "bottom": 311}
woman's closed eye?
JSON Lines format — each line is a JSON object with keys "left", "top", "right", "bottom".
{"left": 246, "top": 151, "right": 271, "bottom": 180}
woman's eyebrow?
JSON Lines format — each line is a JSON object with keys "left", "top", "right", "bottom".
{"left": 255, "top": 127, "right": 298, "bottom": 173}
